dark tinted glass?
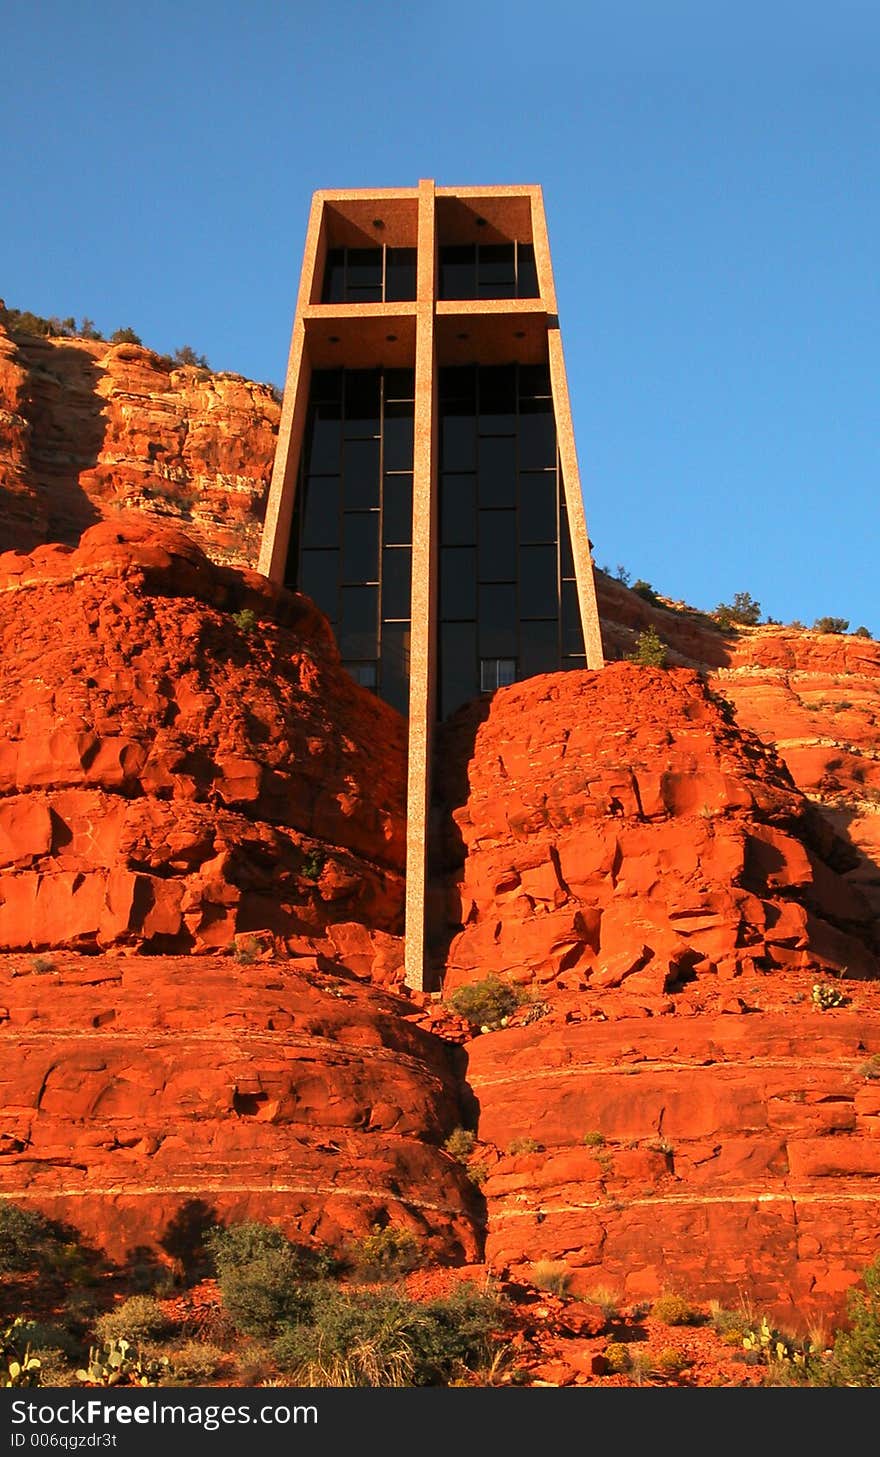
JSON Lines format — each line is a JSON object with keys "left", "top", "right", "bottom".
{"left": 439, "top": 244, "right": 476, "bottom": 299}
{"left": 519, "top": 543, "right": 558, "bottom": 617}
{"left": 518, "top": 363, "right": 551, "bottom": 399}
{"left": 479, "top": 366, "right": 516, "bottom": 432}
{"left": 561, "top": 579, "right": 585, "bottom": 656}
{"left": 342, "top": 511, "right": 379, "bottom": 583}
{"left": 382, "top": 546, "right": 411, "bottom": 618}
{"left": 478, "top": 509, "right": 517, "bottom": 581}
{"left": 516, "top": 242, "right": 539, "bottom": 298}
{"left": 311, "top": 369, "right": 343, "bottom": 404}
{"left": 440, "top": 473, "right": 476, "bottom": 545}
{"left": 385, "top": 247, "right": 417, "bottom": 301}
{"left": 439, "top": 366, "right": 476, "bottom": 404}
{"left": 440, "top": 546, "right": 477, "bottom": 619}
{"left": 385, "top": 368, "right": 415, "bottom": 402}
{"left": 478, "top": 584, "right": 517, "bottom": 657}
{"left": 306, "top": 404, "right": 341, "bottom": 474}
{"left": 339, "top": 585, "right": 378, "bottom": 658}
{"left": 322, "top": 248, "right": 345, "bottom": 303}
{"left": 560, "top": 505, "right": 575, "bottom": 578}
{"left": 343, "top": 438, "right": 380, "bottom": 508}
{"left": 300, "top": 549, "right": 339, "bottom": 621}
{"left": 345, "top": 248, "right": 382, "bottom": 291}
{"left": 519, "top": 472, "right": 557, "bottom": 542}
{"left": 301, "top": 476, "right": 339, "bottom": 549}
{"left": 383, "top": 403, "right": 414, "bottom": 471}
{"left": 440, "top": 408, "right": 477, "bottom": 471}
{"left": 519, "top": 400, "right": 556, "bottom": 469}
{"left": 478, "top": 436, "right": 516, "bottom": 507}
{"left": 477, "top": 243, "right": 515, "bottom": 297}
{"left": 344, "top": 372, "right": 380, "bottom": 437}
{"left": 381, "top": 623, "right": 411, "bottom": 715}
{"left": 383, "top": 474, "right": 412, "bottom": 544}
{"left": 440, "top": 621, "right": 478, "bottom": 719}
{"left": 520, "top": 618, "right": 559, "bottom": 678}
{"left": 562, "top": 653, "right": 587, "bottom": 672}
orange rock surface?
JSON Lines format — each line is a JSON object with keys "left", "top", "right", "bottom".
{"left": 0, "top": 326, "right": 277, "bottom": 563}
{"left": 0, "top": 518, "right": 406, "bottom": 958}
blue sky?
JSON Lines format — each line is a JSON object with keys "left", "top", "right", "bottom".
{"left": 2, "top": 0, "right": 877, "bottom": 632}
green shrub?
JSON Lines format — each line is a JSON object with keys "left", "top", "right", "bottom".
{"left": 650, "top": 1292, "right": 702, "bottom": 1326}
{"left": 0, "top": 1204, "right": 53, "bottom": 1274}
{"left": 629, "top": 626, "right": 667, "bottom": 667}
{"left": 94, "top": 1296, "right": 172, "bottom": 1346}
{"left": 231, "top": 607, "right": 257, "bottom": 634}
{"left": 813, "top": 616, "right": 849, "bottom": 634}
{"left": 173, "top": 345, "right": 211, "bottom": 369}
{"left": 812, "top": 1255, "right": 880, "bottom": 1386}
{"left": 632, "top": 579, "right": 662, "bottom": 607}
{"left": 206, "top": 1222, "right": 331, "bottom": 1338}
{"left": 300, "top": 849, "right": 325, "bottom": 881}
{"left": 166, "top": 1339, "right": 228, "bottom": 1383}
{"left": 444, "top": 1128, "right": 476, "bottom": 1162}
{"left": 714, "top": 591, "right": 762, "bottom": 628}
{"left": 582, "top": 1130, "right": 606, "bottom": 1147}
{"left": 444, "top": 976, "right": 524, "bottom": 1030}
{"left": 506, "top": 1137, "right": 542, "bottom": 1156}
{"left": 273, "top": 1282, "right": 502, "bottom": 1387}
{"left": 853, "top": 626, "right": 872, "bottom": 640}
{"left": 586, "top": 1286, "right": 620, "bottom": 1320}
{"left": 530, "top": 1261, "right": 570, "bottom": 1296}
{"left": 111, "top": 327, "right": 142, "bottom": 345}
{"left": 653, "top": 1346, "right": 687, "bottom": 1377}
{"left": 349, "top": 1223, "right": 422, "bottom": 1281}
{"left": 31, "top": 955, "right": 55, "bottom": 974}
{"left": 604, "top": 1340, "right": 631, "bottom": 1373}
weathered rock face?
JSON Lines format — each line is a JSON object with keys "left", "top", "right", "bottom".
{"left": 465, "top": 976, "right": 880, "bottom": 1328}
{"left": 0, "top": 326, "right": 278, "bottom": 564}
{"left": 0, "top": 519, "right": 407, "bottom": 959}
{"left": 0, "top": 954, "right": 480, "bottom": 1263}
{"left": 437, "top": 663, "right": 878, "bottom": 1001}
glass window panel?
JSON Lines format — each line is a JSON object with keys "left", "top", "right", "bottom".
{"left": 347, "top": 285, "right": 383, "bottom": 302}
{"left": 385, "top": 368, "right": 415, "bottom": 402}
{"left": 519, "top": 543, "right": 558, "bottom": 618}
{"left": 339, "top": 584, "right": 378, "bottom": 658}
{"left": 440, "top": 621, "right": 478, "bottom": 719}
{"left": 305, "top": 403, "right": 341, "bottom": 474}
{"left": 301, "top": 476, "right": 340, "bottom": 549}
{"left": 310, "top": 369, "right": 343, "bottom": 404}
{"left": 344, "top": 661, "right": 378, "bottom": 689}
{"left": 519, "top": 400, "right": 556, "bottom": 469}
{"left": 343, "top": 438, "right": 380, "bottom": 508}
{"left": 480, "top": 657, "right": 517, "bottom": 691}
{"left": 440, "top": 473, "right": 476, "bottom": 546}
{"left": 479, "top": 366, "right": 516, "bottom": 432}
{"left": 381, "top": 622, "right": 411, "bottom": 715}
{"left": 439, "top": 244, "right": 476, "bottom": 299}
{"left": 562, "top": 654, "right": 587, "bottom": 672}
{"left": 440, "top": 546, "right": 477, "bottom": 620}
{"left": 383, "top": 403, "right": 414, "bottom": 472}
{"left": 478, "top": 509, "right": 517, "bottom": 581}
{"left": 439, "top": 366, "right": 476, "bottom": 404}
{"left": 478, "top": 244, "right": 516, "bottom": 284}
{"left": 518, "top": 362, "right": 551, "bottom": 399}
{"left": 345, "top": 248, "right": 382, "bottom": 291}
{"left": 519, "top": 471, "right": 557, "bottom": 543}
{"left": 384, "top": 247, "right": 417, "bottom": 301}
{"left": 478, "top": 436, "right": 516, "bottom": 507}
{"left": 561, "top": 579, "right": 585, "bottom": 656}
{"left": 440, "top": 409, "right": 477, "bottom": 471}
{"left": 516, "top": 243, "right": 539, "bottom": 298}
{"left": 383, "top": 474, "right": 412, "bottom": 544}
{"left": 342, "top": 511, "right": 379, "bottom": 583}
{"left": 299, "top": 549, "right": 339, "bottom": 622}
{"left": 322, "top": 249, "right": 345, "bottom": 303}
{"left": 520, "top": 619, "right": 559, "bottom": 679}
{"left": 382, "top": 546, "right": 411, "bottom": 619}
{"left": 344, "top": 372, "right": 380, "bottom": 437}
{"left": 560, "top": 505, "right": 575, "bottom": 578}
{"left": 479, "top": 585, "right": 517, "bottom": 657}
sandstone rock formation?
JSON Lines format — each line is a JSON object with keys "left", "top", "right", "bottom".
{"left": 0, "top": 954, "right": 480, "bottom": 1264}
{"left": 0, "top": 326, "right": 277, "bottom": 564}
{"left": 0, "top": 518, "right": 406, "bottom": 961}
